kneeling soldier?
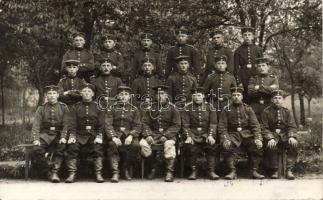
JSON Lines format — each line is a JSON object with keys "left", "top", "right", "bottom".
{"left": 261, "top": 90, "right": 298, "bottom": 179}
{"left": 181, "top": 87, "right": 219, "bottom": 180}
{"left": 32, "top": 85, "right": 69, "bottom": 182}
{"left": 105, "top": 86, "right": 142, "bottom": 182}
{"left": 65, "top": 83, "right": 105, "bottom": 183}
{"left": 140, "top": 85, "right": 181, "bottom": 182}
{"left": 218, "top": 87, "right": 264, "bottom": 179}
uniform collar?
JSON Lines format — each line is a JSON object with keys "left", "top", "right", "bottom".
{"left": 74, "top": 47, "right": 84, "bottom": 51}
{"left": 104, "top": 48, "right": 114, "bottom": 53}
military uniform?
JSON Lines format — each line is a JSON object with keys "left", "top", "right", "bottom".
{"left": 98, "top": 49, "right": 125, "bottom": 78}
{"left": 57, "top": 76, "right": 87, "bottom": 107}
{"left": 132, "top": 74, "right": 161, "bottom": 107}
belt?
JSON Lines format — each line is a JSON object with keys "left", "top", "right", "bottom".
{"left": 228, "top": 126, "right": 247, "bottom": 132}
{"left": 77, "top": 125, "right": 97, "bottom": 131}
{"left": 42, "top": 126, "right": 62, "bottom": 131}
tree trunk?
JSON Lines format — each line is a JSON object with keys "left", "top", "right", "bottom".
{"left": 299, "top": 92, "right": 305, "bottom": 126}
{"left": 1, "top": 74, "right": 4, "bottom": 126}
{"left": 22, "top": 87, "right": 27, "bottom": 125}
{"left": 307, "top": 97, "right": 312, "bottom": 117}
{"left": 290, "top": 79, "right": 299, "bottom": 127}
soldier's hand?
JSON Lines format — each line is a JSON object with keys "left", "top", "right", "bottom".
{"left": 185, "top": 137, "right": 194, "bottom": 144}
{"left": 270, "top": 84, "right": 278, "bottom": 89}
{"left": 146, "top": 136, "right": 154, "bottom": 144}
{"left": 63, "top": 91, "right": 69, "bottom": 95}
{"left": 94, "top": 137, "right": 103, "bottom": 144}
{"left": 59, "top": 138, "right": 67, "bottom": 144}
{"left": 68, "top": 137, "right": 76, "bottom": 144}
{"left": 267, "top": 139, "right": 277, "bottom": 149}
{"left": 124, "top": 135, "right": 133, "bottom": 146}
{"left": 112, "top": 137, "right": 122, "bottom": 146}
{"left": 255, "top": 139, "right": 263, "bottom": 149}
{"left": 223, "top": 140, "right": 231, "bottom": 150}
{"left": 288, "top": 137, "right": 298, "bottom": 148}
{"left": 255, "top": 85, "right": 260, "bottom": 90}
{"left": 33, "top": 140, "right": 40, "bottom": 146}
{"left": 206, "top": 136, "right": 216, "bottom": 145}
{"left": 160, "top": 136, "right": 167, "bottom": 143}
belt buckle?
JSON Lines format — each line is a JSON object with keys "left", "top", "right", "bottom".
{"left": 197, "top": 127, "right": 202, "bottom": 131}
{"left": 246, "top": 64, "right": 252, "bottom": 69}
{"left": 219, "top": 97, "right": 224, "bottom": 101}
{"left": 259, "top": 100, "right": 264, "bottom": 104}
{"left": 159, "top": 128, "right": 164, "bottom": 133}
{"left": 145, "top": 98, "right": 150, "bottom": 102}
{"left": 86, "top": 126, "right": 92, "bottom": 130}
{"left": 50, "top": 127, "right": 56, "bottom": 131}
{"left": 275, "top": 129, "right": 281, "bottom": 134}
{"left": 120, "top": 127, "right": 125, "bottom": 132}
{"left": 237, "top": 127, "right": 242, "bottom": 132}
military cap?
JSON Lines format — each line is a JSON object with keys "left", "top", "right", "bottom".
{"left": 230, "top": 86, "right": 244, "bottom": 94}
{"left": 101, "top": 33, "right": 116, "bottom": 41}
{"left": 152, "top": 85, "right": 169, "bottom": 92}
{"left": 271, "top": 89, "right": 286, "bottom": 98}
{"left": 81, "top": 83, "right": 95, "bottom": 91}
{"left": 140, "top": 31, "right": 153, "bottom": 40}
{"left": 191, "top": 87, "right": 205, "bottom": 94}
{"left": 118, "top": 85, "right": 131, "bottom": 93}
{"left": 255, "top": 57, "right": 269, "bottom": 64}
{"left": 214, "top": 55, "right": 227, "bottom": 63}
{"left": 72, "top": 31, "right": 86, "bottom": 39}
{"left": 141, "top": 56, "right": 156, "bottom": 65}
{"left": 64, "top": 59, "right": 80, "bottom": 65}
{"left": 175, "top": 27, "right": 189, "bottom": 35}
{"left": 175, "top": 55, "right": 189, "bottom": 63}
{"left": 241, "top": 27, "right": 254, "bottom": 34}
{"left": 99, "top": 57, "right": 116, "bottom": 65}
{"left": 44, "top": 85, "right": 59, "bottom": 93}
{"left": 209, "top": 30, "right": 224, "bottom": 38}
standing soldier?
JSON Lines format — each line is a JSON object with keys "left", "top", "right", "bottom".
{"left": 165, "top": 27, "right": 201, "bottom": 81}
{"left": 57, "top": 59, "right": 87, "bottom": 108}
{"left": 61, "top": 32, "right": 95, "bottom": 82}
{"left": 218, "top": 87, "right": 264, "bottom": 180}
{"left": 248, "top": 57, "right": 279, "bottom": 120}
{"left": 32, "top": 85, "right": 69, "bottom": 182}
{"left": 261, "top": 90, "right": 298, "bottom": 179}
{"left": 233, "top": 27, "right": 263, "bottom": 103}
{"left": 65, "top": 83, "right": 105, "bottom": 183}
{"left": 181, "top": 87, "right": 219, "bottom": 180}
{"left": 105, "top": 86, "right": 142, "bottom": 182}
{"left": 204, "top": 55, "right": 236, "bottom": 115}
{"left": 130, "top": 31, "right": 163, "bottom": 81}
{"left": 140, "top": 85, "right": 181, "bottom": 182}
{"left": 204, "top": 30, "right": 234, "bottom": 82}
{"left": 98, "top": 34, "right": 125, "bottom": 79}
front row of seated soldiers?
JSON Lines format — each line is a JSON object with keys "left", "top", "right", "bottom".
{"left": 32, "top": 83, "right": 298, "bottom": 183}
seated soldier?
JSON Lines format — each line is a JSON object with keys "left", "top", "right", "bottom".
{"left": 65, "top": 83, "right": 105, "bottom": 183}
{"left": 181, "top": 87, "right": 219, "bottom": 180}
{"left": 140, "top": 85, "right": 181, "bottom": 182}
{"left": 32, "top": 85, "right": 69, "bottom": 182}
{"left": 57, "top": 59, "right": 87, "bottom": 108}
{"left": 218, "top": 87, "right": 264, "bottom": 180}
{"left": 260, "top": 89, "right": 298, "bottom": 180}
{"left": 105, "top": 86, "right": 142, "bottom": 182}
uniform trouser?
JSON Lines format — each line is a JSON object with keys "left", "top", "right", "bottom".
{"left": 65, "top": 139, "right": 104, "bottom": 160}
{"left": 264, "top": 140, "right": 298, "bottom": 170}
{"left": 183, "top": 142, "right": 217, "bottom": 167}
{"left": 32, "top": 137, "right": 66, "bottom": 177}
{"left": 222, "top": 137, "right": 263, "bottom": 170}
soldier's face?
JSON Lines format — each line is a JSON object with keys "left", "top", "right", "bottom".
{"left": 81, "top": 88, "right": 94, "bottom": 101}
{"left": 176, "top": 34, "right": 188, "bottom": 44}
{"left": 193, "top": 93, "right": 204, "bottom": 104}
{"left": 103, "top": 39, "right": 116, "bottom": 49}
{"left": 118, "top": 91, "right": 130, "bottom": 103}
{"left": 66, "top": 64, "right": 79, "bottom": 77}
{"left": 242, "top": 32, "right": 254, "bottom": 44}
{"left": 215, "top": 61, "right": 227, "bottom": 72}
{"left": 141, "top": 39, "right": 152, "bottom": 49}
{"left": 272, "top": 95, "right": 283, "bottom": 107}
{"left": 100, "top": 62, "right": 113, "bottom": 74}
{"left": 142, "top": 62, "right": 154, "bottom": 75}
{"left": 213, "top": 34, "right": 224, "bottom": 46}
{"left": 231, "top": 92, "right": 243, "bottom": 103}
{"left": 73, "top": 36, "right": 85, "bottom": 48}
{"left": 177, "top": 60, "right": 189, "bottom": 72}
{"left": 257, "top": 63, "right": 269, "bottom": 74}
{"left": 157, "top": 91, "right": 168, "bottom": 103}
{"left": 46, "top": 91, "right": 59, "bottom": 104}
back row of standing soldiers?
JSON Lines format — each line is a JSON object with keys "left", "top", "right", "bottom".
{"left": 31, "top": 26, "right": 299, "bottom": 183}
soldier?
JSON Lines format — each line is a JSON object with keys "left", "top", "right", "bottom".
{"left": 203, "top": 55, "right": 236, "bottom": 115}
{"left": 132, "top": 57, "right": 161, "bottom": 108}
{"left": 248, "top": 57, "right": 279, "bottom": 119}
{"left": 105, "top": 86, "right": 142, "bottom": 182}
{"left": 61, "top": 32, "right": 95, "bottom": 82}
{"left": 140, "top": 85, "right": 181, "bottom": 182}
{"left": 98, "top": 34, "right": 125, "bottom": 78}
{"left": 261, "top": 90, "right": 298, "bottom": 179}
{"left": 57, "top": 59, "right": 87, "bottom": 108}
{"left": 218, "top": 87, "right": 264, "bottom": 180}
{"left": 204, "top": 30, "right": 234, "bottom": 82}
{"left": 166, "top": 55, "right": 198, "bottom": 107}
{"left": 233, "top": 27, "right": 263, "bottom": 103}
{"left": 32, "top": 85, "right": 69, "bottom": 182}
{"left": 181, "top": 87, "right": 219, "bottom": 180}
{"left": 130, "top": 31, "right": 163, "bottom": 81}
{"left": 165, "top": 27, "right": 201, "bottom": 80}
{"left": 65, "top": 83, "right": 105, "bottom": 183}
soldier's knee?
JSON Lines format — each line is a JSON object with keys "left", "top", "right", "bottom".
{"left": 139, "top": 139, "right": 152, "bottom": 158}
{"left": 164, "top": 140, "right": 176, "bottom": 159}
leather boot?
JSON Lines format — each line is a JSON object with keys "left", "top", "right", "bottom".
{"left": 224, "top": 157, "right": 237, "bottom": 180}
{"left": 65, "top": 159, "right": 77, "bottom": 183}
{"left": 271, "top": 170, "right": 279, "bottom": 179}
{"left": 110, "top": 157, "right": 119, "bottom": 183}
{"left": 50, "top": 157, "right": 63, "bottom": 183}
{"left": 147, "top": 168, "right": 156, "bottom": 180}
{"left": 286, "top": 169, "right": 295, "bottom": 180}
{"left": 188, "top": 166, "right": 197, "bottom": 180}
{"left": 165, "top": 159, "right": 175, "bottom": 182}
{"left": 124, "top": 168, "right": 132, "bottom": 180}
{"left": 252, "top": 168, "right": 265, "bottom": 179}
{"left": 207, "top": 156, "right": 219, "bottom": 180}
{"left": 146, "top": 155, "right": 156, "bottom": 180}
{"left": 94, "top": 157, "right": 104, "bottom": 183}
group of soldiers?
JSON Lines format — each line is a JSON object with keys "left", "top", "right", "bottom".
{"left": 31, "top": 26, "right": 299, "bottom": 183}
